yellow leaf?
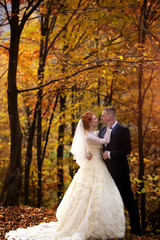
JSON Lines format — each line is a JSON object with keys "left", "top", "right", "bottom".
{"left": 119, "top": 56, "right": 123, "bottom": 60}
{"left": 154, "top": 175, "right": 159, "bottom": 181}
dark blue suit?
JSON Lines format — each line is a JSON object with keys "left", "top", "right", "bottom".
{"left": 99, "top": 122, "right": 141, "bottom": 235}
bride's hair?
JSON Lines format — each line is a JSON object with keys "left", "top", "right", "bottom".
{"left": 81, "top": 112, "right": 94, "bottom": 130}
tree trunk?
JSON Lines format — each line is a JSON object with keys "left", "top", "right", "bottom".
{"left": 57, "top": 94, "right": 66, "bottom": 204}
{"left": 137, "top": 63, "right": 146, "bottom": 231}
{"left": 0, "top": 2, "right": 22, "bottom": 206}
{"left": 0, "top": 0, "right": 44, "bottom": 207}
{"left": 37, "top": 87, "right": 43, "bottom": 208}
{"left": 137, "top": 3, "right": 147, "bottom": 230}
{"left": 69, "top": 86, "right": 79, "bottom": 178}
{"left": 24, "top": 104, "right": 38, "bottom": 205}
{"left": 36, "top": 4, "right": 49, "bottom": 207}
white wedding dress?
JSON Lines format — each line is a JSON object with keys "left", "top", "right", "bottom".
{"left": 6, "top": 131, "right": 125, "bottom": 240}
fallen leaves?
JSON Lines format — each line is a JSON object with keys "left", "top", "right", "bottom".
{"left": 0, "top": 205, "right": 159, "bottom": 240}
{"left": 0, "top": 205, "right": 56, "bottom": 240}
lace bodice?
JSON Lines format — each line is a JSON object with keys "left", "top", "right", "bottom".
{"left": 85, "top": 129, "right": 111, "bottom": 158}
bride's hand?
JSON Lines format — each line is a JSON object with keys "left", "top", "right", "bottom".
{"left": 106, "top": 123, "right": 112, "bottom": 129}
{"left": 103, "top": 150, "right": 109, "bottom": 160}
{"left": 102, "top": 138, "right": 109, "bottom": 144}
{"left": 106, "top": 120, "right": 113, "bottom": 129}
{"left": 85, "top": 152, "right": 93, "bottom": 160}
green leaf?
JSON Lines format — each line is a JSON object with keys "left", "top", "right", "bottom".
{"left": 141, "top": 188, "right": 145, "bottom": 193}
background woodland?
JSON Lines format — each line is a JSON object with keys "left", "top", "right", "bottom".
{"left": 0, "top": 0, "right": 160, "bottom": 236}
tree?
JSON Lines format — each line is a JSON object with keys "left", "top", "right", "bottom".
{"left": 0, "top": 0, "right": 43, "bottom": 206}
{"left": 131, "top": 0, "right": 160, "bottom": 231}
{"left": 110, "top": 0, "right": 160, "bottom": 231}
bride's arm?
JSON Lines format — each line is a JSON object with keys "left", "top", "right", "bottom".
{"left": 86, "top": 132, "right": 109, "bottom": 145}
{"left": 93, "top": 128, "right": 112, "bottom": 144}
{"left": 94, "top": 130, "right": 99, "bottom": 136}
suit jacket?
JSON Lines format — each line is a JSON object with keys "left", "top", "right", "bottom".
{"left": 99, "top": 122, "right": 131, "bottom": 181}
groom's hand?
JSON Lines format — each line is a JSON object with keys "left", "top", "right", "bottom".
{"left": 86, "top": 152, "right": 92, "bottom": 160}
{"left": 103, "top": 150, "right": 109, "bottom": 160}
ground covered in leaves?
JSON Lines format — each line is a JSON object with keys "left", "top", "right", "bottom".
{"left": 0, "top": 205, "right": 159, "bottom": 240}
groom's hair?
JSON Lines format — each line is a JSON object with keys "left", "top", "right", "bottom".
{"left": 103, "top": 107, "right": 116, "bottom": 118}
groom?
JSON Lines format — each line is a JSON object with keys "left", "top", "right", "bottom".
{"left": 99, "top": 107, "right": 141, "bottom": 236}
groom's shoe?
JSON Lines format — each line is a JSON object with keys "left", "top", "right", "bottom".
{"left": 131, "top": 226, "right": 142, "bottom": 237}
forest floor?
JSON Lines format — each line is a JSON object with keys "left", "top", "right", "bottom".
{"left": 0, "top": 205, "right": 159, "bottom": 240}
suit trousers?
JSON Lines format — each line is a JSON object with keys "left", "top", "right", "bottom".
{"left": 105, "top": 158, "right": 141, "bottom": 236}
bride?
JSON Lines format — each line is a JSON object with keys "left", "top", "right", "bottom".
{"left": 6, "top": 112, "right": 125, "bottom": 240}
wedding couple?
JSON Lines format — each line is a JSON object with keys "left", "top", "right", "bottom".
{"left": 6, "top": 108, "right": 141, "bottom": 240}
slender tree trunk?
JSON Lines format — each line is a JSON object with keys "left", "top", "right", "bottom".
{"left": 69, "top": 85, "right": 83, "bottom": 179}
{"left": 57, "top": 93, "right": 66, "bottom": 204}
{"left": 69, "top": 86, "right": 77, "bottom": 178}
{"left": 137, "top": 62, "right": 146, "bottom": 231}
{"left": 36, "top": 9, "right": 48, "bottom": 207}
{"left": 37, "top": 86, "right": 43, "bottom": 208}
{"left": 36, "top": 3, "right": 49, "bottom": 207}
{"left": 36, "top": 36, "right": 45, "bottom": 208}
{"left": 137, "top": 3, "right": 147, "bottom": 230}
{"left": 24, "top": 104, "right": 38, "bottom": 205}
{"left": 137, "top": 42, "right": 146, "bottom": 232}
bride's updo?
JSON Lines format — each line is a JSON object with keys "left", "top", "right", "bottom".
{"left": 82, "top": 112, "right": 94, "bottom": 130}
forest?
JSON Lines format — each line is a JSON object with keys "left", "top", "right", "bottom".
{"left": 0, "top": 0, "right": 160, "bottom": 239}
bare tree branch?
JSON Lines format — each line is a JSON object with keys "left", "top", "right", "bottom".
{"left": 0, "top": 44, "right": 9, "bottom": 51}
{"left": 126, "top": 0, "right": 160, "bottom": 53}
{"left": 19, "top": 0, "right": 43, "bottom": 34}
{"left": 0, "top": 0, "right": 11, "bottom": 24}
{"left": 18, "top": 63, "right": 104, "bottom": 93}
{"left": 0, "top": 68, "right": 8, "bottom": 79}
{"left": 17, "top": 56, "right": 160, "bottom": 94}
{"left": 47, "top": 0, "right": 83, "bottom": 53}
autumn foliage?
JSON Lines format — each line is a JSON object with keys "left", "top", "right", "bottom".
{"left": 0, "top": 0, "right": 160, "bottom": 237}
